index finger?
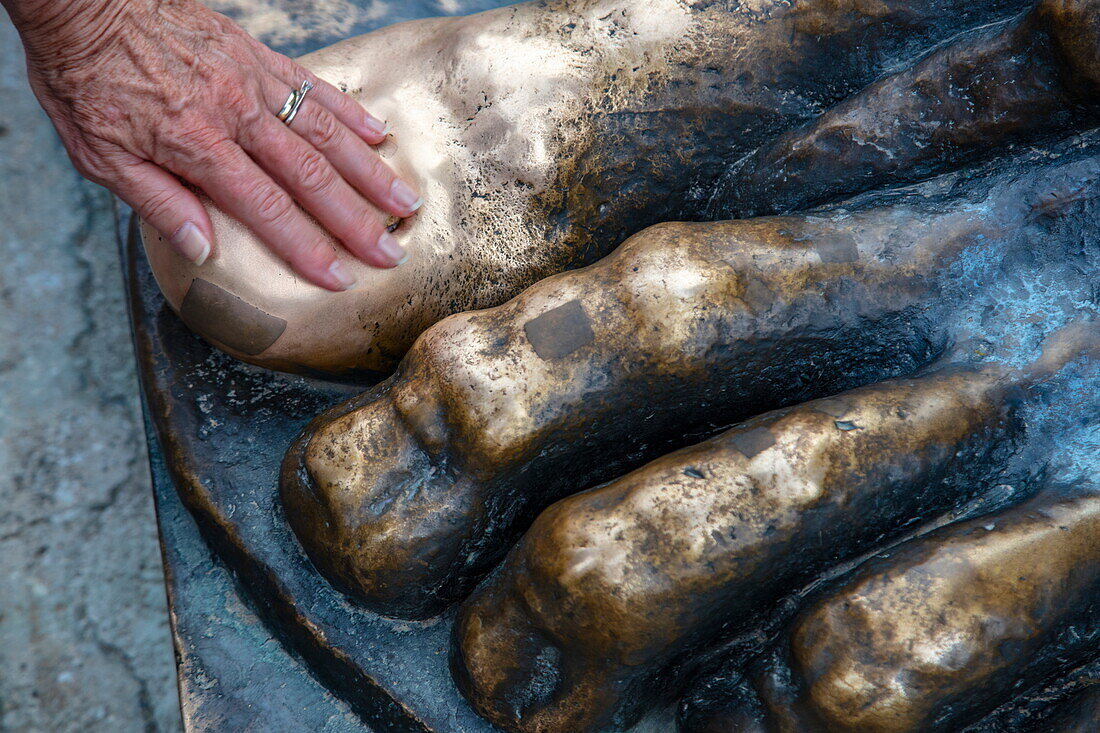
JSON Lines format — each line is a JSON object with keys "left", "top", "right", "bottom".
{"left": 181, "top": 140, "right": 357, "bottom": 291}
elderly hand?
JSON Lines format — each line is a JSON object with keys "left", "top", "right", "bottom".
{"left": 3, "top": 0, "right": 420, "bottom": 290}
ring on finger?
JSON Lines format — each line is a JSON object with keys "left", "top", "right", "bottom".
{"left": 276, "top": 80, "right": 314, "bottom": 127}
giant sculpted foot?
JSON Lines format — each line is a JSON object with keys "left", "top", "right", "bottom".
{"left": 259, "top": 1, "right": 1100, "bottom": 730}
{"left": 279, "top": 0, "right": 1100, "bottom": 621}
{"left": 679, "top": 483, "right": 1100, "bottom": 733}
{"left": 141, "top": 0, "right": 1047, "bottom": 374}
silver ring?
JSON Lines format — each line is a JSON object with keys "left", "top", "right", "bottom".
{"left": 276, "top": 80, "right": 314, "bottom": 127}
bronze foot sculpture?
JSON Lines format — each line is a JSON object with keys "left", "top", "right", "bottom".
{"left": 280, "top": 0, "right": 1100, "bottom": 615}
{"left": 127, "top": 0, "right": 1100, "bottom": 730}
{"left": 140, "top": 0, "right": 1059, "bottom": 374}
{"left": 682, "top": 483, "right": 1100, "bottom": 732}
{"left": 453, "top": 323, "right": 1100, "bottom": 731}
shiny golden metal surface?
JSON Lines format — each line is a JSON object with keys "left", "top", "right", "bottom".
{"left": 143, "top": 0, "right": 704, "bottom": 374}
{"left": 454, "top": 367, "right": 1018, "bottom": 732}
{"left": 783, "top": 489, "right": 1100, "bottom": 732}
{"left": 135, "top": 0, "right": 1100, "bottom": 729}
{"left": 142, "top": 0, "right": 1046, "bottom": 374}
{"left": 280, "top": 143, "right": 1098, "bottom": 620}
{"left": 716, "top": 0, "right": 1100, "bottom": 216}
{"left": 450, "top": 322, "right": 1100, "bottom": 732}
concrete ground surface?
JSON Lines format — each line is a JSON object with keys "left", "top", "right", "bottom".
{"left": 0, "top": 18, "right": 181, "bottom": 733}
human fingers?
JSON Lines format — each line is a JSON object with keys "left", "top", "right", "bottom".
{"left": 109, "top": 157, "right": 214, "bottom": 266}
{"left": 260, "top": 47, "right": 391, "bottom": 146}
{"left": 179, "top": 140, "right": 356, "bottom": 291}
{"left": 244, "top": 115, "right": 407, "bottom": 269}
{"left": 279, "top": 95, "right": 422, "bottom": 219}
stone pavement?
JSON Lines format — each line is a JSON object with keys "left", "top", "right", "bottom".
{"left": 0, "top": 18, "right": 181, "bottom": 733}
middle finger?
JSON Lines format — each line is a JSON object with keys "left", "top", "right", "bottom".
{"left": 289, "top": 97, "right": 423, "bottom": 219}
{"left": 245, "top": 115, "right": 407, "bottom": 269}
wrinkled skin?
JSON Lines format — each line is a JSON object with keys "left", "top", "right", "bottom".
{"left": 272, "top": 0, "right": 1100, "bottom": 731}
{"left": 9, "top": 0, "right": 413, "bottom": 290}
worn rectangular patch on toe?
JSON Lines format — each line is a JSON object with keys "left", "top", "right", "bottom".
{"left": 523, "top": 300, "right": 595, "bottom": 360}
{"left": 812, "top": 398, "right": 850, "bottom": 419}
{"left": 731, "top": 426, "right": 776, "bottom": 459}
{"left": 814, "top": 234, "right": 860, "bottom": 264}
{"left": 180, "top": 279, "right": 287, "bottom": 356}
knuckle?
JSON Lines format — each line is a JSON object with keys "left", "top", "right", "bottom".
{"left": 247, "top": 184, "right": 296, "bottom": 227}
{"left": 140, "top": 187, "right": 180, "bottom": 223}
{"left": 288, "top": 239, "right": 334, "bottom": 271}
{"left": 271, "top": 54, "right": 302, "bottom": 80}
{"left": 213, "top": 66, "right": 258, "bottom": 102}
{"left": 356, "top": 153, "right": 395, "bottom": 193}
{"left": 220, "top": 83, "right": 253, "bottom": 113}
{"left": 295, "top": 149, "right": 336, "bottom": 196}
{"left": 349, "top": 209, "right": 384, "bottom": 239}
{"left": 360, "top": 151, "right": 388, "bottom": 179}
{"left": 290, "top": 64, "right": 319, "bottom": 88}
{"left": 175, "top": 126, "right": 230, "bottom": 165}
{"left": 235, "top": 101, "right": 268, "bottom": 137}
{"left": 64, "top": 138, "right": 116, "bottom": 181}
{"left": 326, "top": 91, "right": 359, "bottom": 118}
{"left": 309, "top": 110, "right": 344, "bottom": 149}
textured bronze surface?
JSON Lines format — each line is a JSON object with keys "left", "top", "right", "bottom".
{"left": 140, "top": 0, "right": 1038, "bottom": 374}
{"left": 523, "top": 300, "right": 595, "bottom": 360}
{"left": 752, "top": 488, "right": 1100, "bottom": 732}
{"left": 1041, "top": 683, "right": 1100, "bottom": 732}
{"left": 713, "top": 0, "right": 1100, "bottom": 218}
{"left": 281, "top": 144, "right": 1100, "bottom": 619}
{"left": 127, "top": 219, "right": 504, "bottom": 733}
{"left": 451, "top": 326, "right": 1098, "bottom": 732}
{"left": 453, "top": 367, "right": 1018, "bottom": 731}
{"left": 127, "top": 0, "right": 1100, "bottom": 731}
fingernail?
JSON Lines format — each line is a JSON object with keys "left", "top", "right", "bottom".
{"left": 328, "top": 260, "right": 357, "bottom": 290}
{"left": 391, "top": 179, "right": 423, "bottom": 212}
{"left": 376, "top": 232, "right": 408, "bottom": 267}
{"left": 170, "top": 222, "right": 211, "bottom": 266}
{"left": 363, "top": 113, "right": 389, "bottom": 136}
